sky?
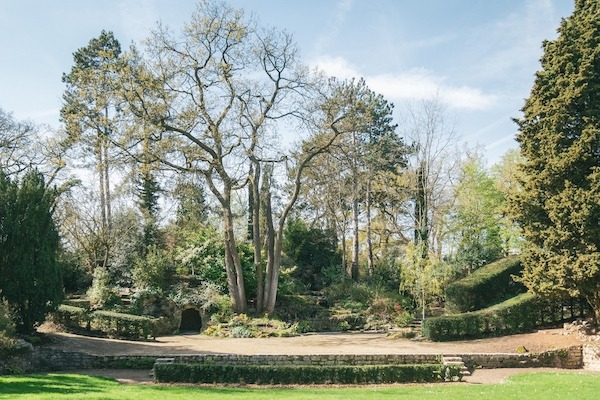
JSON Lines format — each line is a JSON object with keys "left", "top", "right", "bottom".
{"left": 0, "top": 0, "right": 575, "bottom": 165}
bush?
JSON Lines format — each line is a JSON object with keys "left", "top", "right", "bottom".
{"left": 445, "top": 257, "right": 525, "bottom": 313}
{"left": 132, "top": 245, "right": 175, "bottom": 293}
{"left": 423, "top": 293, "right": 585, "bottom": 341}
{"left": 52, "top": 305, "right": 158, "bottom": 340}
{"left": 0, "top": 299, "right": 18, "bottom": 358}
{"left": 87, "top": 268, "right": 120, "bottom": 309}
{"left": 51, "top": 305, "right": 90, "bottom": 332}
{"left": 91, "top": 310, "right": 158, "bottom": 339}
{"left": 154, "top": 363, "right": 461, "bottom": 384}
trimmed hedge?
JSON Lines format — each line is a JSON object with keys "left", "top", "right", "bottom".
{"left": 445, "top": 257, "right": 525, "bottom": 313}
{"left": 153, "top": 363, "right": 462, "bottom": 384}
{"left": 52, "top": 305, "right": 158, "bottom": 340}
{"left": 423, "top": 293, "right": 591, "bottom": 341}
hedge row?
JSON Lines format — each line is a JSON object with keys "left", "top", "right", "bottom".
{"left": 423, "top": 293, "right": 591, "bottom": 341}
{"left": 445, "top": 257, "right": 525, "bottom": 313}
{"left": 52, "top": 305, "right": 158, "bottom": 340}
{"left": 153, "top": 363, "right": 463, "bottom": 384}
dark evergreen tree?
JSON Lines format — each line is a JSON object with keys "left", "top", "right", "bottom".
{"left": 283, "top": 219, "right": 342, "bottom": 291}
{"left": 0, "top": 171, "right": 62, "bottom": 334}
{"left": 512, "top": 0, "right": 600, "bottom": 320}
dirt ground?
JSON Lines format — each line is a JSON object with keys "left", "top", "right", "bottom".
{"left": 42, "top": 327, "right": 584, "bottom": 356}
{"left": 40, "top": 327, "right": 593, "bottom": 385}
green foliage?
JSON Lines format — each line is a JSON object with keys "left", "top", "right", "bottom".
{"left": 0, "top": 171, "right": 63, "bottom": 334}
{"left": 175, "top": 227, "right": 256, "bottom": 300}
{"left": 58, "top": 250, "right": 92, "bottom": 294}
{"left": 512, "top": 0, "right": 600, "bottom": 319}
{"left": 400, "top": 242, "right": 451, "bottom": 318}
{"left": 423, "top": 293, "right": 589, "bottom": 341}
{"left": 445, "top": 257, "right": 526, "bottom": 313}
{"left": 52, "top": 304, "right": 158, "bottom": 340}
{"left": 203, "top": 314, "right": 301, "bottom": 338}
{"left": 132, "top": 245, "right": 175, "bottom": 293}
{"left": 0, "top": 298, "right": 18, "bottom": 357}
{"left": 448, "top": 155, "right": 505, "bottom": 274}
{"left": 90, "top": 310, "right": 157, "bottom": 339}
{"left": 154, "top": 363, "right": 456, "bottom": 385}
{"left": 170, "top": 281, "right": 230, "bottom": 315}
{"left": 283, "top": 219, "right": 342, "bottom": 291}
{"left": 86, "top": 267, "right": 120, "bottom": 309}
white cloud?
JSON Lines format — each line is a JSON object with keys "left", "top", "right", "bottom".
{"left": 312, "top": 56, "right": 496, "bottom": 111}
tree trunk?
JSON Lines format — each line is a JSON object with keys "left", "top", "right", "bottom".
{"left": 251, "top": 162, "right": 264, "bottom": 312}
{"left": 351, "top": 132, "right": 360, "bottom": 281}
{"left": 584, "top": 292, "right": 600, "bottom": 324}
{"left": 415, "top": 161, "right": 429, "bottom": 258}
{"left": 366, "top": 177, "right": 374, "bottom": 276}
{"left": 223, "top": 204, "right": 247, "bottom": 313}
{"left": 262, "top": 190, "right": 276, "bottom": 312}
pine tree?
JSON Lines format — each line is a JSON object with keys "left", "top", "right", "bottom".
{"left": 0, "top": 171, "right": 62, "bottom": 333}
{"left": 512, "top": 0, "right": 600, "bottom": 320}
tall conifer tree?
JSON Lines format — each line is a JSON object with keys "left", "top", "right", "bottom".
{"left": 513, "top": 0, "right": 600, "bottom": 320}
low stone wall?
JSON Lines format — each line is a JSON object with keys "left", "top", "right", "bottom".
{"left": 0, "top": 345, "right": 585, "bottom": 374}
{"left": 460, "top": 346, "right": 582, "bottom": 369}
{"left": 583, "top": 344, "right": 600, "bottom": 371}
{"left": 167, "top": 354, "right": 441, "bottom": 366}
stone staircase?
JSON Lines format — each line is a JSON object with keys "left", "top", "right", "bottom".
{"left": 442, "top": 356, "right": 471, "bottom": 379}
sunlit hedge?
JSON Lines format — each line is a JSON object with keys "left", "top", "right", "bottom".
{"left": 445, "top": 257, "right": 525, "bottom": 313}
{"left": 52, "top": 305, "right": 157, "bottom": 340}
{"left": 423, "top": 293, "right": 590, "bottom": 341}
{"left": 154, "top": 363, "right": 462, "bottom": 384}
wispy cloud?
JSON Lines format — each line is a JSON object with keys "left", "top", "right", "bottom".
{"left": 470, "top": 0, "right": 560, "bottom": 83}
{"left": 312, "top": 56, "right": 496, "bottom": 111}
{"left": 314, "top": 0, "right": 353, "bottom": 54}
{"left": 117, "top": 0, "right": 160, "bottom": 43}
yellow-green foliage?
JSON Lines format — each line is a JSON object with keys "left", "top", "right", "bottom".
{"left": 445, "top": 257, "right": 525, "bottom": 313}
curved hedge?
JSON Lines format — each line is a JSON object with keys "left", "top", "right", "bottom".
{"left": 154, "top": 363, "right": 463, "bottom": 384}
{"left": 52, "top": 305, "right": 158, "bottom": 340}
{"left": 445, "top": 257, "right": 525, "bottom": 313}
{"left": 423, "top": 293, "right": 590, "bottom": 341}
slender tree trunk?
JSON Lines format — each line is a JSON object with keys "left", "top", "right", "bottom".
{"left": 351, "top": 132, "right": 360, "bottom": 281}
{"left": 251, "top": 162, "right": 264, "bottom": 311}
{"left": 262, "top": 190, "right": 276, "bottom": 311}
{"left": 223, "top": 203, "right": 247, "bottom": 313}
{"left": 366, "top": 178, "right": 374, "bottom": 276}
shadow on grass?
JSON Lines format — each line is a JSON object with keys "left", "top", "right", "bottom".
{"left": 0, "top": 374, "right": 117, "bottom": 396}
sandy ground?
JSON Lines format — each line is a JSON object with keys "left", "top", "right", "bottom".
{"left": 40, "top": 327, "right": 594, "bottom": 385}
{"left": 42, "top": 328, "right": 584, "bottom": 356}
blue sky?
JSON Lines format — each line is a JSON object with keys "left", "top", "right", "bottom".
{"left": 0, "top": 0, "right": 574, "bottom": 164}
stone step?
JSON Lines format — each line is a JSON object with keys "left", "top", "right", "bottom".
{"left": 442, "top": 356, "right": 471, "bottom": 379}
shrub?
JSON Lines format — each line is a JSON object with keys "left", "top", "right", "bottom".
{"left": 51, "top": 305, "right": 90, "bottom": 332}
{"left": 0, "top": 299, "right": 18, "bottom": 358}
{"left": 423, "top": 293, "right": 585, "bottom": 341}
{"left": 91, "top": 310, "right": 158, "bottom": 339}
{"left": 445, "top": 257, "right": 525, "bottom": 313}
{"left": 132, "top": 245, "right": 175, "bottom": 293}
{"left": 87, "top": 268, "right": 120, "bottom": 309}
{"left": 52, "top": 305, "right": 158, "bottom": 340}
{"left": 154, "top": 363, "right": 461, "bottom": 384}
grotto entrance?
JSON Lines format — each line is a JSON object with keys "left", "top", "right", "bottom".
{"left": 179, "top": 308, "right": 202, "bottom": 332}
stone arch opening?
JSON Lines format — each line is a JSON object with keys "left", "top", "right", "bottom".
{"left": 179, "top": 308, "right": 202, "bottom": 332}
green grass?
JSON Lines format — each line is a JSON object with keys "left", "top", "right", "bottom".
{"left": 0, "top": 372, "right": 598, "bottom": 399}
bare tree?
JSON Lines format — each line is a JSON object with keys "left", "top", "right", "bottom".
{"left": 402, "top": 96, "right": 460, "bottom": 258}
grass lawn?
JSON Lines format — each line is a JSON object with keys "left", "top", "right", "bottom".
{"left": 0, "top": 372, "right": 598, "bottom": 400}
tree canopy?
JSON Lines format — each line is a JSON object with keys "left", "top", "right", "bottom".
{"left": 512, "top": 0, "right": 600, "bottom": 319}
{"left": 0, "top": 171, "right": 63, "bottom": 334}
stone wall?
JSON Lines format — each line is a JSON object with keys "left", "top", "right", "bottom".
{"left": 460, "top": 346, "right": 583, "bottom": 369}
{"left": 583, "top": 344, "right": 600, "bottom": 371}
{"left": 0, "top": 345, "right": 585, "bottom": 374}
